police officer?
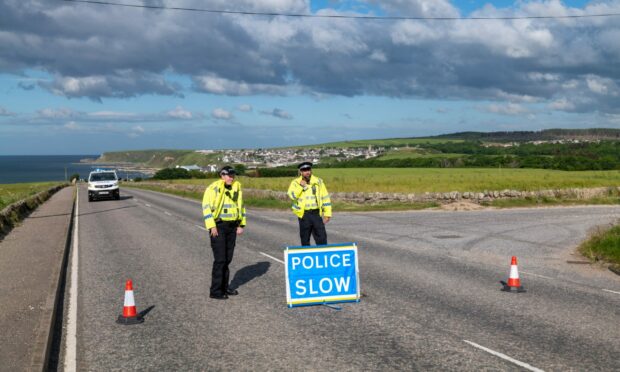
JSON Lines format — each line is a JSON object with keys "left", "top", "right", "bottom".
{"left": 202, "top": 166, "right": 246, "bottom": 300}
{"left": 288, "top": 162, "right": 332, "bottom": 246}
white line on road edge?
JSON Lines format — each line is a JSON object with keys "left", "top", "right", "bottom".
{"left": 463, "top": 340, "right": 544, "bottom": 372}
{"left": 259, "top": 252, "right": 284, "bottom": 264}
{"left": 145, "top": 203, "right": 151, "bottom": 207}
{"left": 195, "top": 225, "right": 207, "bottom": 231}
{"left": 602, "top": 289, "right": 620, "bottom": 295}
{"left": 520, "top": 270, "right": 554, "bottom": 280}
{"left": 64, "top": 188, "right": 79, "bottom": 372}
{"left": 164, "top": 211, "right": 172, "bottom": 216}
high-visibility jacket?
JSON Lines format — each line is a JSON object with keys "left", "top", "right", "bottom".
{"left": 202, "top": 180, "right": 246, "bottom": 230}
{"left": 287, "top": 175, "right": 332, "bottom": 219}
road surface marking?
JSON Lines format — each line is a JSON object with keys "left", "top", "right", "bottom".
{"left": 195, "top": 225, "right": 207, "bottom": 231}
{"left": 260, "top": 252, "right": 284, "bottom": 264}
{"left": 463, "top": 340, "right": 544, "bottom": 372}
{"left": 145, "top": 203, "right": 152, "bottom": 207}
{"left": 602, "top": 289, "right": 620, "bottom": 295}
{"left": 65, "top": 188, "right": 80, "bottom": 372}
{"left": 520, "top": 270, "right": 554, "bottom": 280}
{"left": 164, "top": 211, "right": 172, "bottom": 216}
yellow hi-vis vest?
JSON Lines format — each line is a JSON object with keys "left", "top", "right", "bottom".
{"left": 202, "top": 180, "right": 246, "bottom": 230}
{"left": 287, "top": 175, "right": 332, "bottom": 219}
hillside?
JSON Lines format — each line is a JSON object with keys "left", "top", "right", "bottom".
{"left": 95, "top": 128, "right": 620, "bottom": 171}
{"left": 96, "top": 150, "right": 220, "bottom": 168}
{"left": 433, "top": 128, "right": 620, "bottom": 142}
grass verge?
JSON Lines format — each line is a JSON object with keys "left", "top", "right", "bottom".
{"left": 0, "top": 182, "right": 65, "bottom": 210}
{"left": 126, "top": 184, "right": 440, "bottom": 212}
{"left": 578, "top": 223, "right": 620, "bottom": 269}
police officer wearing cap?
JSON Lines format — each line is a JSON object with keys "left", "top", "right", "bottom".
{"left": 288, "top": 162, "right": 332, "bottom": 246}
{"left": 202, "top": 166, "right": 246, "bottom": 299}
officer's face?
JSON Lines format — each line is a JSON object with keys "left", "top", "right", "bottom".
{"left": 300, "top": 169, "right": 312, "bottom": 178}
{"left": 221, "top": 173, "right": 235, "bottom": 185}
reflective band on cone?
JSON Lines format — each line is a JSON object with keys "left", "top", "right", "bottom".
{"left": 501, "top": 256, "right": 526, "bottom": 293}
{"left": 117, "top": 279, "right": 144, "bottom": 325}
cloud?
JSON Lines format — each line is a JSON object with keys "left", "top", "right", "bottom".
{"left": 238, "top": 104, "right": 253, "bottom": 112}
{"left": 369, "top": 50, "right": 387, "bottom": 63}
{"left": 167, "top": 106, "right": 193, "bottom": 119}
{"left": 39, "top": 72, "right": 182, "bottom": 101}
{"left": 482, "top": 103, "right": 530, "bottom": 116}
{"left": 18, "top": 81, "right": 35, "bottom": 90}
{"left": 549, "top": 98, "right": 576, "bottom": 111}
{"left": 23, "top": 106, "right": 200, "bottom": 125}
{"left": 212, "top": 108, "right": 233, "bottom": 120}
{"left": 0, "top": 106, "right": 15, "bottom": 116}
{"left": 193, "top": 75, "right": 286, "bottom": 96}
{"left": 63, "top": 121, "right": 80, "bottom": 130}
{"left": 261, "top": 108, "right": 292, "bottom": 120}
{"left": 0, "top": 0, "right": 619, "bottom": 113}
{"left": 38, "top": 107, "right": 78, "bottom": 119}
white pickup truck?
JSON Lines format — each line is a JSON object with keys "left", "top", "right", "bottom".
{"left": 87, "top": 170, "right": 120, "bottom": 201}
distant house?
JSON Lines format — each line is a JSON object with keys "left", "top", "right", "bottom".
{"left": 177, "top": 164, "right": 202, "bottom": 171}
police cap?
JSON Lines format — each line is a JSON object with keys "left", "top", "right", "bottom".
{"left": 219, "top": 166, "right": 236, "bottom": 176}
{"left": 298, "top": 162, "right": 312, "bottom": 171}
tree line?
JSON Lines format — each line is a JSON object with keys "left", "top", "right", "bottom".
{"left": 321, "top": 141, "right": 620, "bottom": 171}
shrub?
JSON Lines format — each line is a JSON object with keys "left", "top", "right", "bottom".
{"left": 255, "top": 168, "right": 298, "bottom": 177}
{"left": 153, "top": 168, "right": 191, "bottom": 180}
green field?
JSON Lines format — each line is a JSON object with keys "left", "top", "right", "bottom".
{"left": 377, "top": 148, "right": 463, "bottom": 160}
{"left": 152, "top": 168, "right": 620, "bottom": 194}
{"left": 0, "top": 182, "right": 63, "bottom": 210}
{"left": 293, "top": 137, "right": 463, "bottom": 149}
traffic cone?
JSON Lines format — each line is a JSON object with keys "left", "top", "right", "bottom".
{"left": 500, "top": 256, "right": 526, "bottom": 293}
{"left": 116, "top": 279, "right": 144, "bottom": 325}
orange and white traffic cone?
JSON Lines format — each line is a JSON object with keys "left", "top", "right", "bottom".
{"left": 501, "top": 256, "right": 526, "bottom": 293}
{"left": 116, "top": 279, "right": 144, "bottom": 324}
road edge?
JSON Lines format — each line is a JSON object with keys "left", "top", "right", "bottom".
{"left": 30, "top": 185, "right": 76, "bottom": 371}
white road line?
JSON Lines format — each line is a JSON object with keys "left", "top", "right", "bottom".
{"left": 259, "top": 252, "right": 284, "bottom": 264}
{"left": 602, "top": 289, "right": 620, "bottom": 295}
{"left": 520, "top": 270, "right": 554, "bottom": 280}
{"left": 195, "top": 225, "right": 207, "bottom": 231}
{"left": 145, "top": 203, "right": 151, "bottom": 207}
{"left": 64, "top": 187, "right": 79, "bottom": 372}
{"left": 463, "top": 340, "right": 544, "bottom": 372}
{"left": 164, "top": 211, "right": 172, "bottom": 216}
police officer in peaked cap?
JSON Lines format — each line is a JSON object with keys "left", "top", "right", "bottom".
{"left": 287, "top": 162, "right": 332, "bottom": 246}
{"left": 202, "top": 165, "right": 246, "bottom": 299}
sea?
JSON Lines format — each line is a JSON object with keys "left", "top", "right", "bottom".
{"left": 0, "top": 155, "right": 151, "bottom": 184}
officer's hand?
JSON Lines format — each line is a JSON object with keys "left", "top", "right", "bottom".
{"left": 210, "top": 227, "right": 219, "bottom": 237}
{"left": 299, "top": 179, "right": 306, "bottom": 187}
{"left": 236, "top": 227, "right": 244, "bottom": 235}
{"left": 323, "top": 216, "right": 331, "bottom": 224}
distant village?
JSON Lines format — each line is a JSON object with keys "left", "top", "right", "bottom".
{"left": 176, "top": 146, "right": 384, "bottom": 172}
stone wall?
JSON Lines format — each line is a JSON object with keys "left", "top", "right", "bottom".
{"left": 0, "top": 184, "right": 68, "bottom": 239}
{"left": 137, "top": 182, "right": 620, "bottom": 204}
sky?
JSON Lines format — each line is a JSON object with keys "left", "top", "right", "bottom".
{"left": 1, "top": 0, "right": 619, "bottom": 155}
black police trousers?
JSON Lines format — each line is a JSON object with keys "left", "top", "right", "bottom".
{"left": 298, "top": 209, "right": 327, "bottom": 246}
{"left": 209, "top": 221, "right": 238, "bottom": 296}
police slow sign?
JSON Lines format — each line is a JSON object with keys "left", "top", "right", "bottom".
{"left": 284, "top": 243, "right": 360, "bottom": 307}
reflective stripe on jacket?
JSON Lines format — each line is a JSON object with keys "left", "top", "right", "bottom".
{"left": 202, "top": 180, "right": 246, "bottom": 229}
{"left": 287, "top": 175, "right": 332, "bottom": 219}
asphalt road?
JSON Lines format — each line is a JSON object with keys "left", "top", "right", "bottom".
{"left": 63, "top": 185, "right": 620, "bottom": 370}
